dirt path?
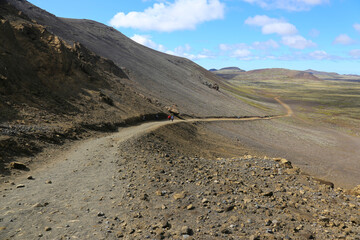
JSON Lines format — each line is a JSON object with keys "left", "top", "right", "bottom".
{"left": 0, "top": 98, "right": 295, "bottom": 239}
{"left": 0, "top": 121, "right": 180, "bottom": 239}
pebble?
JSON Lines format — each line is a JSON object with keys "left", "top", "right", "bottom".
{"left": 186, "top": 204, "right": 194, "bottom": 210}
{"left": 173, "top": 191, "right": 186, "bottom": 200}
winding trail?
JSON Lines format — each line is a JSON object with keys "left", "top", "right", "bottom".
{"left": 0, "top": 98, "right": 293, "bottom": 239}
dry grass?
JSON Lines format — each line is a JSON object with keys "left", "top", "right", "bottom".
{"left": 226, "top": 75, "right": 360, "bottom": 135}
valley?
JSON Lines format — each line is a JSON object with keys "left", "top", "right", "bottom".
{"left": 0, "top": 0, "right": 359, "bottom": 239}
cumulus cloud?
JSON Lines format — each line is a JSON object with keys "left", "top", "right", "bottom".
{"left": 308, "top": 50, "right": 330, "bottom": 60}
{"left": 131, "top": 34, "right": 166, "bottom": 51}
{"left": 167, "top": 46, "right": 213, "bottom": 60}
{"left": 246, "top": 15, "right": 316, "bottom": 49}
{"left": 231, "top": 49, "right": 252, "bottom": 58}
{"left": 219, "top": 39, "right": 279, "bottom": 59}
{"left": 333, "top": 34, "right": 356, "bottom": 45}
{"left": 262, "top": 22, "right": 298, "bottom": 35}
{"left": 282, "top": 35, "right": 316, "bottom": 49}
{"left": 350, "top": 49, "right": 360, "bottom": 59}
{"left": 131, "top": 34, "right": 212, "bottom": 60}
{"left": 245, "top": 15, "right": 297, "bottom": 36}
{"left": 354, "top": 23, "right": 360, "bottom": 34}
{"left": 244, "top": 15, "right": 278, "bottom": 26}
{"left": 109, "top": 0, "right": 225, "bottom": 32}
{"left": 242, "top": 0, "right": 328, "bottom": 11}
{"left": 252, "top": 39, "right": 279, "bottom": 49}
{"left": 218, "top": 43, "right": 253, "bottom": 59}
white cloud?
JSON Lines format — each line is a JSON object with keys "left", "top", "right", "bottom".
{"left": 167, "top": 44, "right": 213, "bottom": 60}
{"left": 218, "top": 43, "right": 253, "bottom": 59}
{"left": 231, "top": 49, "right": 252, "bottom": 58}
{"left": 219, "top": 43, "right": 232, "bottom": 51}
{"left": 242, "top": 0, "right": 328, "bottom": 11}
{"left": 354, "top": 23, "right": 360, "bottom": 34}
{"left": 282, "top": 35, "right": 316, "bottom": 49}
{"left": 109, "top": 0, "right": 225, "bottom": 32}
{"left": 262, "top": 22, "right": 298, "bottom": 35}
{"left": 308, "top": 50, "right": 329, "bottom": 60}
{"left": 350, "top": 49, "right": 360, "bottom": 58}
{"left": 244, "top": 15, "right": 279, "bottom": 26}
{"left": 252, "top": 39, "right": 279, "bottom": 49}
{"left": 246, "top": 15, "right": 316, "bottom": 49}
{"left": 131, "top": 34, "right": 212, "bottom": 60}
{"left": 245, "top": 15, "right": 297, "bottom": 36}
{"left": 130, "top": 34, "right": 165, "bottom": 51}
{"left": 333, "top": 34, "right": 356, "bottom": 45}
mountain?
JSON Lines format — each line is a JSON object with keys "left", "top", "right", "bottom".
{"left": 305, "top": 69, "right": 360, "bottom": 82}
{"left": 211, "top": 67, "right": 246, "bottom": 80}
{"left": 219, "top": 67, "right": 245, "bottom": 72}
{"left": 213, "top": 68, "right": 319, "bottom": 81}
{"left": 0, "top": 2, "right": 163, "bottom": 125}
{"left": 5, "top": 0, "right": 264, "bottom": 118}
{"left": 0, "top": 0, "right": 270, "bottom": 172}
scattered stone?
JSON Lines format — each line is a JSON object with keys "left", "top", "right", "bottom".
{"left": 97, "top": 212, "right": 105, "bottom": 217}
{"left": 173, "top": 191, "right": 186, "bottom": 200}
{"left": 160, "top": 220, "right": 170, "bottom": 229}
{"left": 45, "top": 227, "right": 51, "bottom": 231}
{"left": 33, "top": 202, "right": 49, "bottom": 208}
{"left": 225, "top": 205, "right": 235, "bottom": 212}
{"left": 116, "top": 231, "right": 124, "bottom": 238}
{"left": 140, "top": 193, "right": 149, "bottom": 201}
{"left": 186, "top": 204, "right": 194, "bottom": 210}
{"left": 16, "top": 184, "right": 25, "bottom": 188}
{"left": 262, "top": 191, "right": 274, "bottom": 197}
{"left": 180, "top": 226, "right": 192, "bottom": 235}
{"left": 220, "top": 227, "right": 232, "bottom": 234}
{"left": 45, "top": 180, "right": 52, "bottom": 184}
{"left": 9, "top": 162, "right": 27, "bottom": 170}
{"left": 156, "top": 190, "right": 164, "bottom": 196}
{"left": 201, "top": 198, "right": 209, "bottom": 204}
{"left": 27, "top": 175, "right": 34, "bottom": 180}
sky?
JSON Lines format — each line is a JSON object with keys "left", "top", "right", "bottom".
{"left": 28, "top": 0, "right": 360, "bottom": 74}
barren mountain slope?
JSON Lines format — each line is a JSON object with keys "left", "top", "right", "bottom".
{"left": 6, "top": 0, "right": 268, "bottom": 117}
{"left": 0, "top": 2, "right": 166, "bottom": 174}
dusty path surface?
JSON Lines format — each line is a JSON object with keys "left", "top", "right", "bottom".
{"left": 1, "top": 99, "right": 359, "bottom": 239}
{"left": 0, "top": 121, "right": 179, "bottom": 239}
{"left": 0, "top": 99, "right": 294, "bottom": 239}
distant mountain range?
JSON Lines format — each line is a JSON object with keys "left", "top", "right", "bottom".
{"left": 211, "top": 67, "right": 360, "bottom": 82}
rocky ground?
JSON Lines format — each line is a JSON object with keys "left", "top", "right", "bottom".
{"left": 1, "top": 121, "right": 359, "bottom": 240}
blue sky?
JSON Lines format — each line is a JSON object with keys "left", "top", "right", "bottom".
{"left": 28, "top": 0, "right": 360, "bottom": 74}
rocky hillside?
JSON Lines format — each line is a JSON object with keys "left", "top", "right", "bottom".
{"left": 0, "top": 2, "right": 164, "bottom": 173}
{"left": 1, "top": 121, "right": 359, "bottom": 240}
{"left": 6, "top": 0, "right": 265, "bottom": 118}
{"left": 114, "top": 129, "right": 360, "bottom": 239}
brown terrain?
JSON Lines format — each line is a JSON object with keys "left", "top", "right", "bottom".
{"left": 0, "top": 1, "right": 359, "bottom": 239}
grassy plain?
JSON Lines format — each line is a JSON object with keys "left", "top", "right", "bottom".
{"left": 221, "top": 70, "right": 360, "bottom": 136}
